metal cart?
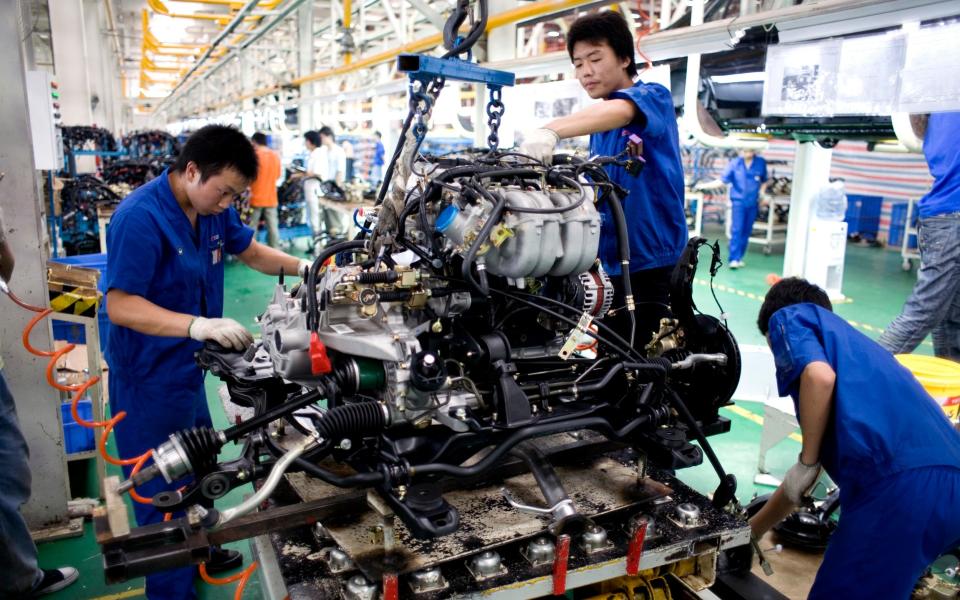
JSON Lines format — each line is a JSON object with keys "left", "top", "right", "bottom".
{"left": 901, "top": 197, "right": 921, "bottom": 271}
{"left": 724, "top": 195, "right": 790, "bottom": 255}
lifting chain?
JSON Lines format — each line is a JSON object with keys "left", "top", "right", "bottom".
{"left": 411, "top": 76, "right": 446, "bottom": 144}
{"left": 486, "top": 86, "right": 505, "bottom": 151}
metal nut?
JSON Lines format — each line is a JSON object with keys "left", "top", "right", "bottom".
{"left": 522, "top": 536, "right": 555, "bottom": 566}
{"left": 580, "top": 524, "right": 610, "bottom": 554}
{"left": 466, "top": 550, "right": 505, "bottom": 581}
{"left": 342, "top": 574, "right": 377, "bottom": 600}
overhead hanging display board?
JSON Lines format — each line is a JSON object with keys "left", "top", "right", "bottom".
{"left": 898, "top": 22, "right": 960, "bottom": 113}
{"left": 762, "top": 21, "right": 960, "bottom": 117}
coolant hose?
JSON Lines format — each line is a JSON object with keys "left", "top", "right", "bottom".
{"left": 604, "top": 189, "right": 637, "bottom": 347}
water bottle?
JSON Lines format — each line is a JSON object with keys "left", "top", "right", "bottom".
{"left": 814, "top": 181, "right": 847, "bottom": 221}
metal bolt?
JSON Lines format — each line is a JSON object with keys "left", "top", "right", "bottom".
{"left": 455, "top": 407, "right": 467, "bottom": 420}
{"left": 339, "top": 438, "right": 353, "bottom": 450}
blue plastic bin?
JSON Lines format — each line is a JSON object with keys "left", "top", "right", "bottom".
{"left": 889, "top": 203, "right": 919, "bottom": 249}
{"left": 61, "top": 398, "right": 95, "bottom": 454}
{"left": 845, "top": 195, "right": 882, "bottom": 239}
{"left": 48, "top": 253, "right": 109, "bottom": 353}
{"left": 52, "top": 320, "right": 86, "bottom": 345}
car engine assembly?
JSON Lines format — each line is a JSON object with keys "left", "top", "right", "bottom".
{"left": 97, "top": 11, "right": 750, "bottom": 594}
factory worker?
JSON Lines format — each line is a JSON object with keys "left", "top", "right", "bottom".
{"left": 698, "top": 148, "right": 769, "bottom": 268}
{"left": 520, "top": 10, "right": 688, "bottom": 347}
{"left": 751, "top": 277, "right": 960, "bottom": 599}
{"left": 105, "top": 125, "right": 311, "bottom": 599}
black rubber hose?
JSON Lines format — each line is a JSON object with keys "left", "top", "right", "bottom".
{"left": 604, "top": 189, "right": 637, "bottom": 347}
{"left": 374, "top": 111, "right": 415, "bottom": 208}
{"left": 307, "top": 239, "right": 368, "bottom": 332}
{"left": 461, "top": 186, "right": 506, "bottom": 295}
{"left": 357, "top": 271, "right": 399, "bottom": 284}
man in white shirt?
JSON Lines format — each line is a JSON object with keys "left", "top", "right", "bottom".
{"left": 303, "top": 127, "right": 347, "bottom": 242}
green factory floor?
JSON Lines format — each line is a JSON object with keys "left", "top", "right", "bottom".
{"left": 36, "top": 227, "right": 928, "bottom": 599}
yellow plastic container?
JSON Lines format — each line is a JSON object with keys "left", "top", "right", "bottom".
{"left": 895, "top": 354, "right": 960, "bottom": 421}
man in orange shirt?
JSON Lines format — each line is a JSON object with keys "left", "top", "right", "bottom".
{"left": 249, "top": 132, "right": 282, "bottom": 248}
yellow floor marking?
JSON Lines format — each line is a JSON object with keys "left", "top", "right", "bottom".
{"left": 724, "top": 404, "right": 803, "bottom": 443}
{"left": 695, "top": 278, "right": 934, "bottom": 347}
{"left": 89, "top": 589, "right": 145, "bottom": 600}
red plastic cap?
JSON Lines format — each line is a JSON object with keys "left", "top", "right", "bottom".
{"left": 310, "top": 332, "right": 332, "bottom": 375}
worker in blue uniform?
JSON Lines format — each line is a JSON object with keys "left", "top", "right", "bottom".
{"left": 880, "top": 112, "right": 960, "bottom": 360}
{"left": 752, "top": 277, "right": 960, "bottom": 599}
{"left": 698, "top": 149, "right": 769, "bottom": 268}
{"left": 520, "top": 10, "right": 687, "bottom": 347}
{"left": 105, "top": 125, "right": 311, "bottom": 600}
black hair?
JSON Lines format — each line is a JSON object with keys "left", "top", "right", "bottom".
{"left": 172, "top": 124, "right": 258, "bottom": 182}
{"left": 251, "top": 132, "right": 268, "bottom": 145}
{"left": 304, "top": 130, "right": 321, "bottom": 147}
{"left": 567, "top": 11, "right": 638, "bottom": 78}
{"left": 374, "top": 131, "right": 382, "bottom": 138}
{"left": 319, "top": 126, "right": 335, "bottom": 141}
{"left": 757, "top": 277, "right": 833, "bottom": 335}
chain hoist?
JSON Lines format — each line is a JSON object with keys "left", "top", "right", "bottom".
{"left": 410, "top": 76, "right": 446, "bottom": 144}
{"left": 486, "top": 86, "right": 505, "bottom": 151}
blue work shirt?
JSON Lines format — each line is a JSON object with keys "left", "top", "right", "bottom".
{"left": 373, "top": 140, "right": 385, "bottom": 167}
{"left": 105, "top": 170, "right": 254, "bottom": 387}
{"left": 918, "top": 112, "right": 960, "bottom": 218}
{"left": 590, "top": 81, "right": 688, "bottom": 275}
{"left": 769, "top": 303, "right": 960, "bottom": 502}
{"left": 722, "top": 156, "right": 768, "bottom": 204}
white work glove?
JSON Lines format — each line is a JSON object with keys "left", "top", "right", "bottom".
{"left": 519, "top": 128, "right": 560, "bottom": 165}
{"left": 188, "top": 317, "right": 254, "bottom": 351}
{"left": 782, "top": 455, "right": 821, "bottom": 505}
{"left": 298, "top": 258, "right": 313, "bottom": 280}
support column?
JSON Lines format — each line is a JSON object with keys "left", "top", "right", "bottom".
{"left": 2, "top": 1, "right": 70, "bottom": 528}
{"left": 298, "top": 0, "right": 315, "bottom": 130}
{"left": 782, "top": 141, "right": 834, "bottom": 278}
{"left": 83, "top": 0, "right": 117, "bottom": 130}
{"left": 49, "top": 0, "right": 92, "bottom": 126}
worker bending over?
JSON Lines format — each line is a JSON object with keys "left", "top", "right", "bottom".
{"left": 105, "top": 125, "right": 310, "bottom": 600}
{"left": 752, "top": 277, "right": 960, "bottom": 599}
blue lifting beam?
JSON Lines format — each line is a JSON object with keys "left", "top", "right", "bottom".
{"left": 397, "top": 54, "right": 515, "bottom": 88}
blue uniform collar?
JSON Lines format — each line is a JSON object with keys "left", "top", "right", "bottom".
{"left": 156, "top": 169, "right": 201, "bottom": 242}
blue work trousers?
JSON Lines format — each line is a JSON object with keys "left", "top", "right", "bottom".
{"left": 728, "top": 200, "right": 759, "bottom": 263}
{"left": 879, "top": 211, "right": 960, "bottom": 359}
{"left": 0, "top": 370, "right": 43, "bottom": 596}
{"left": 810, "top": 465, "right": 960, "bottom": 599}
{"left": 109, "top": 371, "right": 213, "bottom": 600}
